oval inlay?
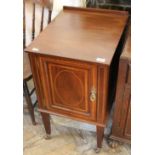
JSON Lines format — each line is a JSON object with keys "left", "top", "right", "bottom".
{"left": 54, "top": 70, "right": 83, "bottom": 106}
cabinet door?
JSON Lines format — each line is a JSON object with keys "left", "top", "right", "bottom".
{"left": 38, "top": 55, "right": 97, "bottom": 121}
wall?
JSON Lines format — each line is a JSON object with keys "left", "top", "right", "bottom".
{"left": 86, "top": 0, "right": 131, "bottom": 12}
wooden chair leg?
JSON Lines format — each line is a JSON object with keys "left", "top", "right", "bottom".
{"left": 23, "top": 80, "right": 36, "bottom": 125}
{"left": 41, "top": 112, "right": 51, "bottom": 139}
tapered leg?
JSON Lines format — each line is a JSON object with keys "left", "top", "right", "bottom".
{"left": 41, "top": 112, "right": 51, "bottom": 139}
{"left": 23, "top": 81, "right": 36, "bottom": 125}
{"left": 95, "top": 126, "right": 104, "bottom": 153}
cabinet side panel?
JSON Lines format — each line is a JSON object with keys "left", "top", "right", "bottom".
{"left": 28, "top": 53, "right": 45, "bottom": 109}
{"left": 97, "top": 65, "right": 110, "bottom": 125}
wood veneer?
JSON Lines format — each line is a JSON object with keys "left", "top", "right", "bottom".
{"left": 110, "top": 24, "right": 131, "bottom": 145}
{"left": 25, "top": 6, "right": 128, "bottom": 151}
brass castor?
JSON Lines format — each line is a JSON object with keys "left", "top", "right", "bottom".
{"left": 94, "top": 147, "right": 101, "bottom": 153}
{"left": 44, "top": 134, "right": 51, "bottom": 140}
{"left": 109, "top": 140, "right": 118, "bottom": 148}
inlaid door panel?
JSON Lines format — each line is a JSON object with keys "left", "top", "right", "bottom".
{"left": 38, "top": 55, "right": 97, "bottom": 121}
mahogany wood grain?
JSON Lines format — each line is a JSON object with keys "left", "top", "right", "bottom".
{"left": 110, "top": 59, "right": 131, "bottom": 143}
{"left": 38, "top": 55, "right": 97, "bottom": 121}
{"left": 124, "top": 104, "right": 131, "bottom": 138}
{"left": 41, "top": 112, "right": 51, "bottom": 136}
{"left": 120, "top": 25, "right": 131, "bottom": 59}
{"left": 25, "top": 6, "right": 129, "bottom": 149}
{"left": 97, "top": 65, "right": 110, "bottom": 125}
{"left": 96, "top": 126, "right": 104, "bottom": 148}
{"left": 25, "top": 6, "right": 128, "bottom": 65}
{"left": 110, "top": 24, "right": 131, "bottom": 144}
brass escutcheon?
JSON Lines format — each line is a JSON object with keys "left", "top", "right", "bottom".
{"left": 90, "top": 88, "right": 96, "bottom": 102}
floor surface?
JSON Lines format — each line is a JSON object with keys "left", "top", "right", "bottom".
{"left": 23, "top": 105, "right": 131, "bottom": 155}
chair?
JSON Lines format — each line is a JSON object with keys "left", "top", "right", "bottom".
{"left": 51, "top": 0, "right": 86, "bottom": 20}
{"left": 23, "top": 0, "right": 53, "bottom": 125}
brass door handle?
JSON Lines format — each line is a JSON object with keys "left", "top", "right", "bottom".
{"left": 90, "top": 88, "right": 96, "bottom": 102}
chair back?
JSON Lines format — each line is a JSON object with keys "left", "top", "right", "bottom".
{"left": 51, "top": 0, "right": 86, "bottom": 20}
{"left": 23, "top": 0, "right": 53, "bottom": 48}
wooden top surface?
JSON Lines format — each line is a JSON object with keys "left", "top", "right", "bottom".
{"left": 121, "top": 24, "right": 131, "bottom": 59}
{"left": 25, "top": 6, "right": 129, "bottom": 65}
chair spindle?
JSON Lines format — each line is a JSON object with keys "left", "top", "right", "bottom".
{"left": 40, "top": 6, "right": 44, "bottom": 32}
{"left": 32, "top": 2, "right": 35, "bottom": 41}
{"left": 23, "top": 0, "right": 26, "bottom": 49}
{"left": 48, "top": 10, "right": 52, "bottom": 24}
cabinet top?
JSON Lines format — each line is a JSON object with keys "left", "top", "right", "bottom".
{"left": 25, "top": 6, "right": 128, "bottom": 65}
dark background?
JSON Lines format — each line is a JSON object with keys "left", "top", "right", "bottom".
{"left": 86, "top": 0, "right": 131, "bottom": 12}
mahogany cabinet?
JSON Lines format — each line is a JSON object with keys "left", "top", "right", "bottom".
{"left": 25, "top": 6, "right": 128, "bottom": 151}
{"left": 110, "top": 25, "right": 131, "bottom": 144}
